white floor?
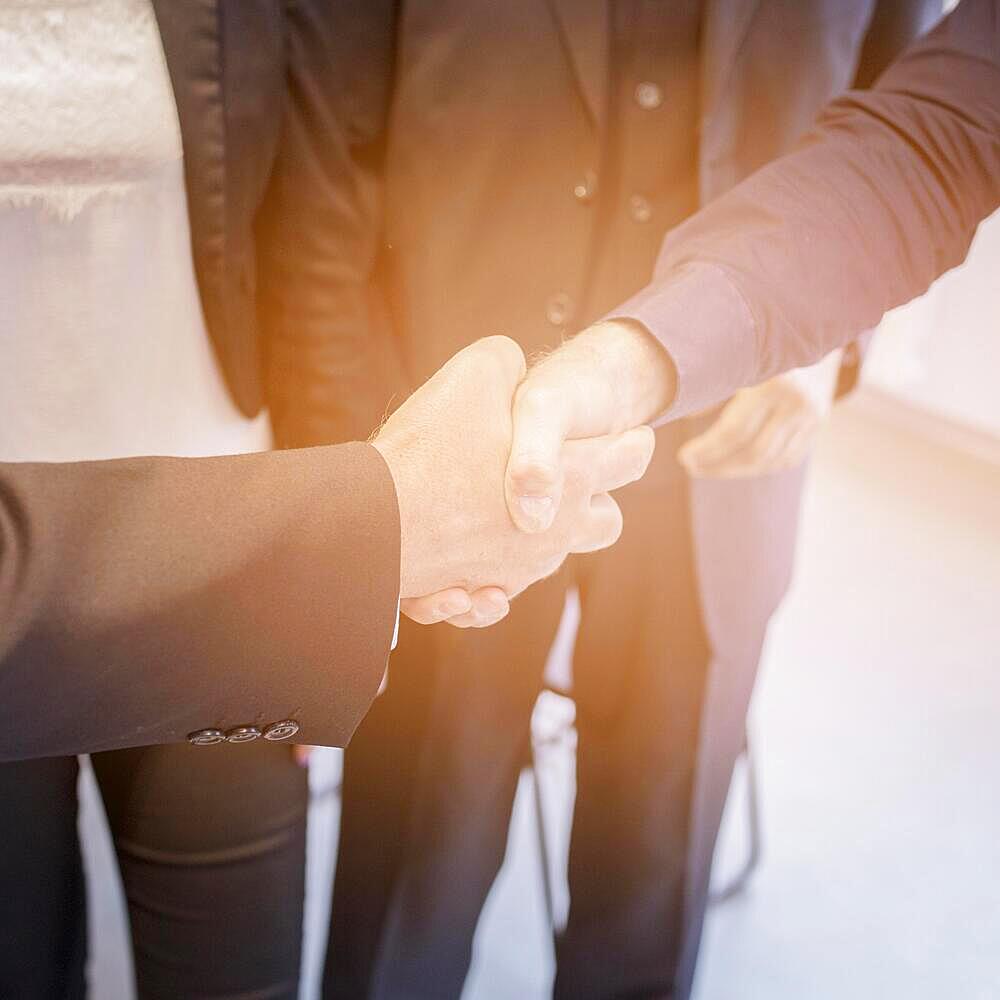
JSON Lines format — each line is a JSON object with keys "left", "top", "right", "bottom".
{"left": 82, "top": 398, "right": 1000, "bottom": 999}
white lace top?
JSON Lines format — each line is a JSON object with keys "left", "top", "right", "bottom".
{"left": 0, "top": 0, "right": 270, "bottom": 462}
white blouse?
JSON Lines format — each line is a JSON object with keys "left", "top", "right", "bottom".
{"left": 0, "top": 0, "right": 270, "bottom": 463}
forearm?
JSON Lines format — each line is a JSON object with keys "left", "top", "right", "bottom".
{"left": 613, "top": 0, "right": 1000, "bottom": 419}
{"left": 0, "top": 445, "right": 400, "bottom": 760}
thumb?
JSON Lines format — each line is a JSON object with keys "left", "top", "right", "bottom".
{"left": 506, "top": 376, "right": 572, "bottom": 532}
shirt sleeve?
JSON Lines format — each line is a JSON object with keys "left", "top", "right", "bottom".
{"left": 612, "top": 0, "right": 1000, "bottom": 417}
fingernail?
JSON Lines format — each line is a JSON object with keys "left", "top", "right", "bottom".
{"left": 442, "top": 596, "right": 472, "bottom": 616}
{"left": 518, "top": 495, "right": 554, "bottom": 528}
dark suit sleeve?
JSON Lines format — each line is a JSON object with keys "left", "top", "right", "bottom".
{"left": 257, "top": 0, "right": 405, "bottom": 448}
{"left": 0, "top": 443, "right": 400, "bottom": 761}
{"left": 613, "top": 0, "right": 1000, "bottom": 419}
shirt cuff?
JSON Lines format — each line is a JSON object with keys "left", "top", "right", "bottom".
{"left": 608, "top": 264, "right": 759, "bottom": 421}
{"left": 377, "top": 599, "right": 400, "bottom": 696}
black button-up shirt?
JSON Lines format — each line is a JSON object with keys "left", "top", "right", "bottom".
{"left": 579, "top": 1, "right": 703, "bottom": 326}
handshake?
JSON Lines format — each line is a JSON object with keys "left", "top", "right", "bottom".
{"left": 372, "top": 323, "right": 678, "bottom": 628}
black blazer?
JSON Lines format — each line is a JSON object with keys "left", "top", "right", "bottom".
{"left": 0, "top": 446, "right": 400, "bottom": 761}
{"left": 152, "top": 0, "right": 394, "bottom": 445}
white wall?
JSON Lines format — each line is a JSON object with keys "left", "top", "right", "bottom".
{"left": 863, "top": 209, "right": 1000, "bottom": 439}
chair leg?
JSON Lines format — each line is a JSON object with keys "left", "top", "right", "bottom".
{"left": 709, "top": 724, "right": 763, "bottom": 905}
{"left": 529, "top": 739, "right": 560, "bottom": 938}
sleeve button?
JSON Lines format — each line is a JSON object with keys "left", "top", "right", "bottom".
{"left": 188, "top": 728, "right": 226, "bottom": 747}
{"left": 225, "top": 726, "right": 262, "bottom": 744}
{"left": 263, "top": 720, "right": 301, "bottom": 741}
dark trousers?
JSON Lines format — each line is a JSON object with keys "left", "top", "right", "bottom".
{"left": 0, "top": 742, "right": 308, "bottom": 1000}
{"left": 326, "top": 436, "right": 711, "bottom": 1000}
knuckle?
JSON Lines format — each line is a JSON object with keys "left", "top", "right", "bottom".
{"left": 483, "top": 335, "right": 527, "bottom": 381}
{"left": 510, "top": 459, "right": 558, "bottom": 495}
{"left": 605, "top": 508, "right": 624, "bottom": 547}
{"left": 543, "top": 553, "right": 567, "bottom": 579}
{"left": 477, "top": 608, "right": 507, "bottom": 628}
{"left": 515, "top": 379, "right": 559, "bottom": 420}
{"left": 640, "top": 426, "right": 657, "bottom": 463}
{"left": 403, "top": 605, "right": 437, "bottom": 625}
{"left": 560, "top": 460, "right": 588, "bottom": 499}
{"left": 627, "top": 444, "right": 652, "bottom": 483}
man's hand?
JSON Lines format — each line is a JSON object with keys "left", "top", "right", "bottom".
{"left": 505, "top": 320, "right": 676, "bottom": 532}
{"left": 373, "top": 337, "right": 655, "bottom": 627}
{"left": 678, "top": 355, "right": 839, "bottom": 478}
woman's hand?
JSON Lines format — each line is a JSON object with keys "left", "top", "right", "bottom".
{"left": 678, "top": 354, "right": 840, "bottom": 479}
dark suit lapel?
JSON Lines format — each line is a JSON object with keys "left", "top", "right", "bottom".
{"left": 151, "top": 0, "right": 227, "bottom": 316}
{"left": 546, "top": 0, "right": 610, "bottom": 133}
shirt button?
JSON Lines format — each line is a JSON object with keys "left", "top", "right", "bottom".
{"left": 629, "top": 194, "right": 653, "bottom": 223}
{"left": 188, "top": 728, "right": 225, "bottom": 747}
{"left": 225, "top": 725, "right": 262, "bottom": 744}
{"left": 263, "top": 720, "right": 301, "bottom": 742}
{"left": 634, "top": 81, "right": 663, "bottom": 111}
{"left": 545, "top": 292, "right": 572, "bottom": 327}
{"left": 573, "top": 170, "right": 598, "bottom": 204}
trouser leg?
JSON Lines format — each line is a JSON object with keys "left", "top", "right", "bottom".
{"left": 92, "top": 740, "right": 308, "bottom": 1000}
{"left": 0, "top": 755, "right": 86, "bottom": 1000}
{"left": 555, "top": 438, "right": 709, "bottom": 1000}
{"left": 328, "top": 573, "right": 567, "bottom": 1000}
{"left": 324, "top": 619, "right": 441, "bottom": 999}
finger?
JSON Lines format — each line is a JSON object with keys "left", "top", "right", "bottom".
{"left": 780, "top": 419, "right": 819, "bottom": 468}
{"left": 563, "top": 425, "right": 656, "bottom": 496}
{"left": 401, "top": 589, "right": 474, "bottom": 625}
{"left": 446, "top": 587, "right": 511, "bottom": 629}
{"left": 506, "top": 375, "right": 574, "bottom": 533}
{"left": 679, "top": 400, "right": 773, "bottom": 473}
{"left": 753, "top": 410, "right": 808, "bottom": 472}
{"left": 570, "top": 492, "right": 624, "bottom": 554}
{"left": 451, "top": 335, "right": 527, "bottom": 391}
{"left": 694, "top": 405, "right": 806, "bottom": 479}
{"left": 678, "top": 393, "right": 776, "bottom": 476}
{"left": 753, "top": 405, "right": 820, "bottom": 474}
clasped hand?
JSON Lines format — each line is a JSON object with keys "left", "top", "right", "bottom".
{"left": 372, "top": 333, "right": 660, "bottom": 628}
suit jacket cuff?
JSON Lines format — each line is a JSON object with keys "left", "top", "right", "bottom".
{"left": 286, "top": 441, "right": 401, "bottom": 748}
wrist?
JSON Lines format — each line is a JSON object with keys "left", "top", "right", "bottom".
{"left": 371, "top": 437, "right": 416, "bottom": 598}
{"left": 578, "top": 320, "right": 678, "bottom": 425}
